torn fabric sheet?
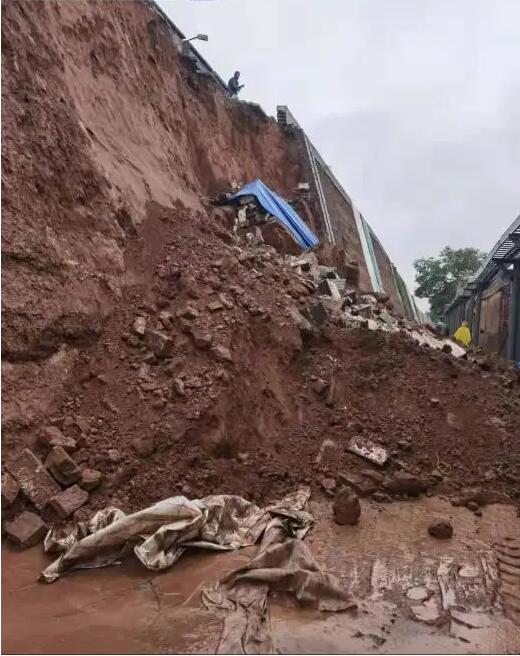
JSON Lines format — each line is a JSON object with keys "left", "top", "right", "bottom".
{"left": 40, "top": 488, "right": 312, "bottom": 583}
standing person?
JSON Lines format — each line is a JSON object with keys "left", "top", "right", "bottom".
{"left": 453, "top": 320, "right": 472, "bottom": 347}
{"left": 227, "top": 71, "right": 244, "bottom": 98}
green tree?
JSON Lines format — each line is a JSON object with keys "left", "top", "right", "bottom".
{"left": 413, "top": 246, "right": 486, "bottom": 322}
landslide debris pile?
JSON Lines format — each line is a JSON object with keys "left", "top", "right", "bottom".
{"left": 3, "top": 200, "right": 520, "bottom": 542}
{"left": 2, "top": 1, "right": 519, "bottom": 547}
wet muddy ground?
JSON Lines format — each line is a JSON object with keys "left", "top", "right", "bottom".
{"left": 3, "top": 497, "right": 520, "bottom": 654}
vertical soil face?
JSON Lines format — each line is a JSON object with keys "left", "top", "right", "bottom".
{"left": 1, "top": 0, "right": 302, "bottom": 436}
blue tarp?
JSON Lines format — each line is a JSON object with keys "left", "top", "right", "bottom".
{"left": 229, "top": 179, "right": 319, "bottom": 250}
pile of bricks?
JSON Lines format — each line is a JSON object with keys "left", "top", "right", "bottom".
{"left": 2, "top": 426, "right": 103, "bottom": 548}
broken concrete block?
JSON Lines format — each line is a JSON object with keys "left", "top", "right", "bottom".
{"left": 45, "top": 446, "right": 81, "bottom": 486}
{"left": 49, "top": 485, "right": 89, "bottom": 518}
{"left": 318, "top": 278, "right": 341, "bottom": 300}
{"left": 1, "top": 471, "right": 20, "bottom": 508}
{"left": 146, "top": 329, "right": 175, "bottom": 358}
{"left": 133, "top": 316, "right": 147, "bottom": 336}
{"left": 301, "top": 302, "right": 327, "bottom": 327}
{"left": 5, "top": 511, "right": 47, "bottom": 548}
{"left": 212, "top": 344, "right": 233, "bottom": 362}
{"left": 79, "top": 469, "right": 102, "bottom": 491}
{"left": 38, "top": 426, "right": 77, "bottom": 453}
{"left": 333, "top": 486, "right": 361, "bottom": 525}
{"left": 337, "top": 472, "right": 378, "bottom": 498}
{"left": 6, "top": 449, "right": 61, "bottom": 510}
{"left": 347, "top": 437, "right": 388, "bottom": 466}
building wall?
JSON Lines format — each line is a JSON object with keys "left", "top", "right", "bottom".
{"left": 315, "top": 163, "right": 372, "bottom": 291}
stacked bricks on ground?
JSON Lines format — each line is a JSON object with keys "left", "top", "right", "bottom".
{"left": 4, "top": 427, "right": 94, "bottom": 546}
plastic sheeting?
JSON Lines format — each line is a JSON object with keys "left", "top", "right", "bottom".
{"left": 230, "top": 179, "right": 319, "bottom": 250}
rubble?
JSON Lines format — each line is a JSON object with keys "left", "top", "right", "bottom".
{"left": 38, "top": 426, "right": 77, "bottom": 453}
{"left": 5, "top": 511, "right": 47, "bottom": 548}
{"left": 6, "top": 449, "right": 61, "bottom": 511}
{"left": 347, "top": 437, "right": 389, "bottom": 467}
{"left": 49, "top": 485, "right": 89, "bottom": 518}
{"left": 333, "top": 486, "right": 361, "bottom": 525}
{"left": 79, "top": 469, "right": 102, "bottom": 491}
{"left": 133, "top": 316, "right": 146, "bottom": 336}
{"left": 2, "top": 471, "right": 20, "bottom": 508}
{"left": 383, "top": 472, "right": 430, "bottom": 497}
{"left": 45, "top": 446, "right": 81, "bottom": 486}
{"left": 145, "top": 329, "right": 175, "bottom": 358}
{"left": 428, "top": 520, "right": 453, "bottom": 539}
{"left": 337, "top": 472, "right": 378, "bottom": 497}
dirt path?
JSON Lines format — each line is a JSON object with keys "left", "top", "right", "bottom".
{"left": 3, "top": 496, "right": 519, "bottom": 654}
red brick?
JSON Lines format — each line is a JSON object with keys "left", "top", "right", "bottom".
{"left": 38, "top": 426, "right": 77, "bottom": 453}
{"left": 79, "top": 468, "right": 102, "bottom": 491}
{"left": 45, "top": 446, "right": 81, "bottom": 486}
{"left": 6, "top": 449, "right": 60, "bottom": 510}
{"left": 49, "top": 485, "right": 89, "bottom": 518}
{"left": 5, "top": 511, "right": 47, "bottom": 548}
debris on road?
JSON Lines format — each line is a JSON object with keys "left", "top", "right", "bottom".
{"left": 428, "top": 520, "right": 453, "bottom": 539}
{"left": 5, "top": 511, "right": 47, "bottom": 548}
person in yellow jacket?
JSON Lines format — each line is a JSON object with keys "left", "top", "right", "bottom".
{"left": 453, "top": 320, "right": 471, "bottom": 348}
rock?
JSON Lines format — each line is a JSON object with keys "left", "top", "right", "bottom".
{"left": 312, "top": 378, "right": 329, "bottom": 395}
{"left": 431, "top": 468, "right": 444, "bottom": 481}
{"left": 49, "top": 485, "right": 89, "bottom": 518}
{"left": 192, "top": 331, "right": 212, "bottom": 349}
{"left": 237, "top": 452, "right": 249, "bottom": 464}
{"left": 218, "top": 293, "right": 234, "bottom": 309}
{"left": 466, "top": 500, "right": 479, "bottom": 512}
{"left": 173, "top": 378, "right": 186, "bottom": 396}
{"left": 430, "top": 397, "right": 441, "bottom": 406}
{"left": 133, "top": 316, "right": 147, "bottom": 336}
{"left": 37, "top": 426, "right": 77, "bottom": 453}
{"left": 333, "top": 486, "right": 361, "bottom": 525}
{"left": 131, "top": 437, "right": 156, "bottom": 457}
{"left": 321, "top": 477, "right": 337, "bottom": 493}
{"left": 428, "top": 520, "right": 453, "bottom": 539}
{"left": 74, "top": 415, "right": 90, "bottom": 435}
{"left": 6, "top": 449, "right": 61, "bottom": 511}
{"left": 176, "top": 305, "right": 200, "bottom": 319}
{"left": 5, "top": 511, "right": 47, "bottom": 548}
{"left": 372, "top": 491, "right": 390, "bottom": 503}
{"left": 80, "top": 469, "right": 102, "bottom": 491}
{"left": 158, "top": 311, "right": 173, "bottom": 326}
{"left": 207, "top": 299, "right": 224, "bottom": 312}
{"left": 383, "top": 472, "right": 430, "bottom": 497}
{"left": 1, "top": 471, "right": 20, "bottom": 508}
{"left": 107, "top": 449, "right": 122, "bottom": 464}
{"left": 347, "top": 436, "right": 388, "bottom": 466}
{"left": 301, "top": 302, "right": 327, "bottom": 327}
{"left": 406, "top": 586, "right": 430, "bottom": 602}
{"left": 45, "top": 446, "right": 81, "bottom": 486}
{"left": 212, "top": 344, "right": 233, "bottom": 363}
{"left": 337, "top": 472, "right": 377, "bottom": 497}
{"left": 146, "top": 329, "right": 174, "bottom": 358}
{"left": 318, "top": 278, "right": 341, "bottom": 299}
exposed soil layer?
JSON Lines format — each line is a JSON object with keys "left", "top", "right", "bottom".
{"left": 2, "top": 0, "right": 520, "bottom": 527}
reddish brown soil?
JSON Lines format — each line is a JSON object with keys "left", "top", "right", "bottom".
{"left": 2, "top": 0, "right": 519, "bottom": 526}
{"left": 22, "top": 202, "right": 518, "bottom": 519}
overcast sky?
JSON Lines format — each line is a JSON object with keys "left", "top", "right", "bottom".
{"left": 158, "top": 0, "right": 520, "bottom": 307}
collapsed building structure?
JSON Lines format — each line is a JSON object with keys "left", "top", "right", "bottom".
{"left": 445, "top": 215, "right": 520, "bottom": 363}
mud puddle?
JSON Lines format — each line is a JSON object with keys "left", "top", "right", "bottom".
{"left": 3, "top": 497, "right": 520, "bottom": 654}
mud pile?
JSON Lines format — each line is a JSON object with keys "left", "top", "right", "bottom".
{"left": 2, "top": 1, "right": 519, "bottom": 535}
